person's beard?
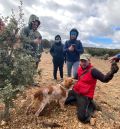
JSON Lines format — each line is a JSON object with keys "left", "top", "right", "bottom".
{"left": 33, "top": 27, "right": 37, "bottom": 31}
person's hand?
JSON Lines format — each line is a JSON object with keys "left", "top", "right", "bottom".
{"left": 34, "top": 38, "right": 41, "bottom": 44}
{"left": 111, "top": 62, "right": 119, "bottom": 74}
{"left": 68, "top": 45, "right": 75, "bottom": 51}
{"left": 109, "top": 56, "right": 119, "bottom": 63}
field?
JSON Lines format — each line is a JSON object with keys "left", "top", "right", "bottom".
{"left": 0, "top": 52, "right": 120, "bottom": 129}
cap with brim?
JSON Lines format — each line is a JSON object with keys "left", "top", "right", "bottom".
{"left": 80, "top": 54, "right": 91, "bottom": 61}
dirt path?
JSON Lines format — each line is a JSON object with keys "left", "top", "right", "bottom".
{"left": 0, "top": 52, "right": 120, "bottom": 129}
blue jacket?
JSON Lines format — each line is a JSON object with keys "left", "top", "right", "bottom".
{"left": 64, "top": 40, "right": 84, "bottom": 62}
{"left": 116, "top": 53, "right": 120, "bottom": 59}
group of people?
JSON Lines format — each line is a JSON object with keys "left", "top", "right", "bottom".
{"left": 50, "top": 28, "right": 84, "bottom": 80}
{"left": 2, "top": 14, "right": 119, "bottom": 124}
{"left": 50, "top": 29, "right": 119, "bottom": 123}
{"left": 49, "top": 22, "right": 119, "bottom": 123}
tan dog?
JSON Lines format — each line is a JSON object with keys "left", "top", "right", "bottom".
{"left": 26, "top": 78, "right": 76, "bottom": 116}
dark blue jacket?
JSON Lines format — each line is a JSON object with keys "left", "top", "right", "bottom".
{"left": 50, "top": 42, "right": 64, "bottom": 62}
{"left": 64, "top": 40, "right": 84, "bottom": 62}
{"left": 116, "top": 53, "right": 120, "bottom": 59}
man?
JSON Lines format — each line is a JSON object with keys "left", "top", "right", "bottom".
{"left": 50, "top": 35, "right": 64, "bottom": 80}
{"left": 20, "top": 14, "right": 43, "bottom": 69}
{"left": 64, "top": 28, "right": 84, "bottom": 78}
{"left": 65, "top": 54, "right": 119, "bottom": 123}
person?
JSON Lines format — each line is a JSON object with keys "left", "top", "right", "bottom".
{"left": 109, "top": 53, "right": 120, "bottom": 63}
{"left": 20, "top": 14, "right": 43, "bottom": 69}
{"left": 64, "top": 28, "right": 84, "bottom": 78}
{"left": 50, "top": 35, "right": 64, "bottom": 80}
{"left": 65, "top": 54, "right": 119, "bottom": 123}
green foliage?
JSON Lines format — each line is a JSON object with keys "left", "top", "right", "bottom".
{"left": 42, "top": 39, "right": 51, "bottom": 48}
{"left": 11, "top": 49, "right": 36, "bottom": 86}
{"left": 0, "top": 1, "right": 36, "bottom": 121}
{"left": 85, "top": 47, "right": 120, "bottom": 57}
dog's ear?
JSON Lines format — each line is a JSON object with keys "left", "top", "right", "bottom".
{"left": 69, "top": 78, "right": 73, "bottom": 84}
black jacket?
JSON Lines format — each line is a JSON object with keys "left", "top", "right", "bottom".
{"left": 50, "top": 42, "right": 64, "bottom": 62}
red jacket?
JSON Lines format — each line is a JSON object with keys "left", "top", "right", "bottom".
{"left": 73, "top": 64, "right": 97, "bottom": 98}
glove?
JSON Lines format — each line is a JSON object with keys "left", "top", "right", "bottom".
{"left": 109, "top": 56, "right": 120, "bottom": 63}
{"left": 111, "top": 62, "right": 119, "bottom": 74}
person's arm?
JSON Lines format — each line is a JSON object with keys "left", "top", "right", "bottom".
{"left": 50, "top": 45, "right": 55, "bottom": 57}
{"left": 74, "top": 40, "right": 84, "bottom": 54}
{"left": 91, "top": 68, "right": 113, "bottom": 82}
{"left": 63, "top": 41, "right": 69, "bottom": 53}
{"left": 109, "top": 53, "right": 120, "bottom": 63}
{"left": 91, "top": 63, "right": 119, "bottom": 82}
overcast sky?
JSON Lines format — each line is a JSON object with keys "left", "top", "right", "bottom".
{"left": 0, "top": 0, "right": 120, "bottom": 49}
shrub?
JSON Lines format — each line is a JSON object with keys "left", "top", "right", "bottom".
{"left": 0, "top": 1, "right": 36, "bottom": 121}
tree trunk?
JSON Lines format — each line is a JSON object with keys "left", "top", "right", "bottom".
{"left": 3, "top": 99, "right": 10, "bottom": 121}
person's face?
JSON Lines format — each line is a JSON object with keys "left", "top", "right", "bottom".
{"left": 32, "top": 21, "right": 40, "bottom": 30}
{"left": 80, "top": 59, "right": 90, "bottom": 69}
{"left": 55, "top": 37, "right": 61, "bottom": 43}
{"left": 70, "top": 31, "right": 77, "bottom": 40}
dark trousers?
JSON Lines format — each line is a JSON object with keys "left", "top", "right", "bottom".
{"left": 53, "top": 60, "right": 64, "bottom": 79}
{"left": 65, "top": 90, "right": 96, "bottom": 123}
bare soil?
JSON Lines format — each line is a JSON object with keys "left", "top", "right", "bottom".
{"left": 0, "top": 52, "right": 120, "bottom": 129}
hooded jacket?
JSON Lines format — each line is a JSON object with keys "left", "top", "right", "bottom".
{"left": 50, "top": 41, "right": 64, "bottom": 62}
{"left": 64, "top": 28, "right": 84, "bottom": 62}
{"left": 64, "top": 40, "right": 84, "bottom": 62}
{"left": 20, "top": 14, "right": 43, "bottom": 54}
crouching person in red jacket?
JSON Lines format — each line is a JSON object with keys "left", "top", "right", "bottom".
{"left": 65, "top": 54, "right": 119, "bottom": 123}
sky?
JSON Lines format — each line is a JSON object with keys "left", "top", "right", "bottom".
{"left": 0, "top": 0, "right": 120, "bottom": 49}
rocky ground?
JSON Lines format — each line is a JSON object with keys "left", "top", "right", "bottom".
{"left": 0, "top": 52, "right": 120, "bottom": 129}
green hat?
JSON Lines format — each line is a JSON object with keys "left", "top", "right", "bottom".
{"left": 80, "top": 54, "right": 91, "bottom": 61}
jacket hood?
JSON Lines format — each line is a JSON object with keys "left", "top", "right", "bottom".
{"left": 28, "top": 14, "right": 40, "bottom": 28}
{"left": 70, "top": 28, "right": 79, "bottom": 38}
{"left": 55, "top": 35, "right": 61, "bottom": 40}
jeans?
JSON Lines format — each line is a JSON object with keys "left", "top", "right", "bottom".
{"left": 66, "top": 61, "right": 79, "bottom": 78}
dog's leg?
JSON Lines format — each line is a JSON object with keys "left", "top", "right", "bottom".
{"left": 26, "top": 101, "right": 34, "bottom": 115}
{"left": 26, "top": 98, "right": 39, "bottom": 115}
{"left": 35, "top": 97, "right": 49, "bottom": 117}
{"left": 59, "top": 98, "right": 66, "bottom": 110}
